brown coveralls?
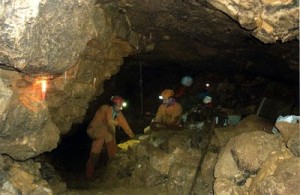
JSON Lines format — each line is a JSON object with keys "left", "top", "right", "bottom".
{"left": 144, "top": 102, "right": 183, "bottom": 133}
{"left": 155, "top": 102, "right": 183, "bottom": 125}
{"left": 86, "top": 104, "right": 134, "bottom": 178}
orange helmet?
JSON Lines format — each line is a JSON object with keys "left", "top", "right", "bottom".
{"left": 159, "top": 89, "right": 174, "bottom": 100}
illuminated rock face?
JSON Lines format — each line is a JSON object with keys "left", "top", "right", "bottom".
{"left": 0, "top": 0, "right": 96, "bottom": 73}
{"left": 0, "top": 0, "right": 298, "bottom": 160}
{"left": 208, "top": 0, "right": 299, "bottom": 43}
{"left": 0, "top": 1, "right": 142, "bottom": 159}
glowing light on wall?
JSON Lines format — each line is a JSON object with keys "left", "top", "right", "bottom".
{"left": 64, "top": 72, "right": 67, "bottom": 83}
{"left": 41, "top": 79, "right": 47, "bottom": 101}
{"left": 93, "top": 77, "right": 96, "bottom": 87}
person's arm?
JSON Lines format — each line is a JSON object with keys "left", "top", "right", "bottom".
{"left": 116, "top": 112, "right": 135, "bottom": 138}
{"left": 150, "top": 104, "right": 183, "bottom": 131}
{"left": 172, "top": 103, "right": 183, "bottom": 125}
{"left": 149, "top": 105, "right": 164, "bottom": 130}
{"left": 152, "top": 105, "right": 163, "bottom": 123}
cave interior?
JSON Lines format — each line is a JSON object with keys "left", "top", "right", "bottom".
{"left": 0, "top": 0, "right": 299, "bottom": 194}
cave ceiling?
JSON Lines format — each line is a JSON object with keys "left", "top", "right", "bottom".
{"left": 101, "top": 0, "right": 299, "bottom": 72}
{"left": 0, "top": 0, "right": 299, "bottom": 74}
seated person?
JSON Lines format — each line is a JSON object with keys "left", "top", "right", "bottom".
{"left": 144, "top": 89, "right": 183, "bottom": 134}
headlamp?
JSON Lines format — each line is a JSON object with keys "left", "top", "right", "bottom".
{"left": 159, "top": 95, "right": 163, "bottom": 100}
{"left": 122, "top": 102, "right": 127, "bottom": 107}
{"left": 206, "top": 83, "right": 210, "bottom": 87}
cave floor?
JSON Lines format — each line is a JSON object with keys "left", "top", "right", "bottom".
{"left": 49, "top": 119, "right": 215, "bottom": 194}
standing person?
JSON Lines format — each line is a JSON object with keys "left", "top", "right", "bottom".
{"left": 86, "top": 95, "right": 135, "bottom": 179}
{"left": 144, "top": 89, "right": 183, "bottom": 134}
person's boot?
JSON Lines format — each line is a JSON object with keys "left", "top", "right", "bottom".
{"left": 86, "top": 152, "right": 100, "bottom": 179}
{"left": 85, "top": 159, "right": 95, "bottom": 179}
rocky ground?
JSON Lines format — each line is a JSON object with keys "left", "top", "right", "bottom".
{"left": 55, "top": 125, "right": 214, "bottom": 195}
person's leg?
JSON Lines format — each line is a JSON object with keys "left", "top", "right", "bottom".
{"left": 106, "top": 139, "right": 117, "bottom": 160}
{"left": 104, "top": 123, "right": 117, "bottom": 160}
{"left": 86, "top": 138, "right": 104, "bottom": 179}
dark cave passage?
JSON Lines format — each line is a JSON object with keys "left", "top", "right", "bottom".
{"left": 47, "top": 57, "right": 299, "bottom": 189}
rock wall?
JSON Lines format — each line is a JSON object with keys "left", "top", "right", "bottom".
{"left": 0, "top": 1, "right": 146, "bottom": 160}
{"left": 0, "top": 0, "right": 298, "bottom": 193}
{"left": 0, "top": 0, "right": 96, "bottom": 73}
{"left": 208, "top": 0, "right": 299, "bottom": 43}
{"left": 212, "top": 115, "right": 300, "bottom": 195}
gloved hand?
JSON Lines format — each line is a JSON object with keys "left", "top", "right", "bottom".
{"left": 129, "top": 133, "right": 135, "bottom": 139}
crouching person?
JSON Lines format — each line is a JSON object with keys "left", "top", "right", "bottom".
{"left": 86, "top": 96, "right": 135, "bottom": 179}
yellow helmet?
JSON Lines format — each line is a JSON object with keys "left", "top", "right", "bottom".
{"left": 159, "top": 89, "right": 174, "bottom": 100}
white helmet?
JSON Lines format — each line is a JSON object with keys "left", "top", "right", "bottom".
{"left": 203, "top": 96, "right": 212, "bottom": 104}
{"left": 181, "top": 76, "right": 193, "bottom": 87}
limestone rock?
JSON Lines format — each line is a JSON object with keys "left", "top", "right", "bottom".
{"left": 0, "top": 0, "right": 96, "bottom": 73}
{"left": 0, "top": 70, "right": 60, "bottom": 160}
{"left": 214, "top": 125, "right": 237, "bottom": 147}
{"left": 131, "top": 160, "right": 167, "bottom": 187}
{"left": 231, "top": 131, "right": 283, "bottom": 173}
{"left": 235, "top": 114, "right": 273, "bottom": 133}
{"left": 275, "top": 121, "right": 299, "bottom": 142}
{"left": 214, "top": 138, "right": 244, "bottom": 181}
{"left": 207, "top": 0, "right": 299, "bottom": 43}
{"left": 0, "top": 78, "right": 13, "bottom": 117}
{"left": 249, "top": 149, "right": 299, "bottom": 195}
{"left": 149, "top": 147, "right": 172, "bottom": 175}
{"left": 0, "top": 121, "right": 60, "bottom": 160}
{"left": 287, "top": 130, "right": 300, "bottom": 157}
{"left": 214, "top": 178, "right": 246, "bottom": 195}
{"left": 168, "top": 163, "right": 198, "bottom": 195}
{"left": 0, "top": 155, "right": 63, "bottom": 195}
{"left": 200, "top": 152, "right": 218, "bottom": 185}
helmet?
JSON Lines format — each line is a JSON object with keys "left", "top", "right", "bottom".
{"left": 203, "top": 96, "right": 212, "bottom": 104}
{"left": 181, "top": 76, "right": 193, "bottom": 87}
{"left": 159, "top": 89, "right": 174, "bottom": 100}
{"left": 111, "top": 96, "right": 124, "bottom": 105}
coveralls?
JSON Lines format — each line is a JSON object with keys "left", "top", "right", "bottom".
{"left": 155, "top": 102, "right": 183, "bottom": 125}
{"left": 86, "top": 104, "right": 134, "bottom": 178}
{"left": 144, "top": 102, "right": 183, "bottom": 133}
